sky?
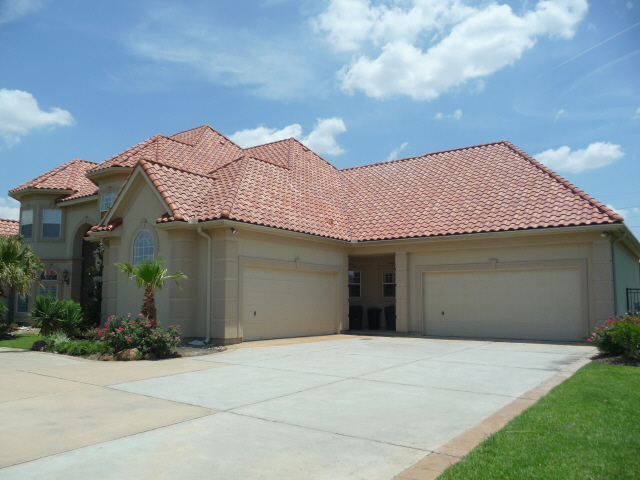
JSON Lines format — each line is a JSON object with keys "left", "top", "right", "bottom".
{"left": 0, "top": 0, "right": 639, "bottom": 236}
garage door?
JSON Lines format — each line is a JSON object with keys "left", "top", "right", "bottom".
{"left": 423, "top": 268, "right": 583, "bottom": 341}
{"left": 242, "top": 267, "right": 336, "bottom": 341}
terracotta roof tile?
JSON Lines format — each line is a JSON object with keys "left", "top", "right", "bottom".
{"left": 89, "top": 218, "right": 122, "bottom": 233}
{"left": 9, "top": 159, "right": 98, "bottom": 202}
{"left": 14, "top": 125, "right": 622, "bottom": 242}
{"left": 340, "top": 141, "right": 621, "bottom": 241}
{"left": 0, "top": 218, "right": 19, "bottom": 236}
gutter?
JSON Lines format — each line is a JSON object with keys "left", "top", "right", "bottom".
{"left": 193, "top": 222, "right": 212, "bottom": 344}
{"left": 610, "top": 232, "right": 627, "bottom": 315}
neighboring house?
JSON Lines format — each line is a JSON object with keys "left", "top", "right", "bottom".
{"left": 8, "top": 125, "right": 640, "bottom": 344}
{"left": 0, "top": 218, "right": 20, "bottom": 321}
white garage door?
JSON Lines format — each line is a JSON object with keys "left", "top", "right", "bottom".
{"left": 242, "top": 267, "right": 336, "bottom": 341}
{"left": 423, "top": 268, "right": 583, "bottom": 341}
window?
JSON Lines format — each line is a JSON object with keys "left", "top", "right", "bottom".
{"left": 42, "top": 209, "right": 62, "bottom": 239}
{"left": 348, "top": 270, "right": 361, "bottom": 298}
{"left": 38, "top": 270, "right": 58, "bottom": 298}
{"left": 21, "top": 210, "right": 33, "bottom": 239}
{"left": 382, "top": 270, "right": 396, "bottom": 298}
{"left": 16, "top": 293, "right": 29, "bottom": 314}
{"left": 132, "top": 230, "right": 154, "bottom": 265}
{"left": 100, "top": 193, "right": 117, "bottom": 218}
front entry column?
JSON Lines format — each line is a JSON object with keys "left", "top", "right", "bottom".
{"left": 395, "top": 251, "right": 409, "bottom": 332}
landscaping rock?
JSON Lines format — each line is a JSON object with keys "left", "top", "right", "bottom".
{"left": 87, "top": 354, "right": 100, "bottom": 361}
{"left": 30, "top": 340, "right": 46, "bottom": 352}
{"left": 115, "top": 348, "right": 139, "bottom": 361}
{"left": 99, "top": 353, "right": 115, "bottom": 361}
{"left": 142, "top": 352, "right": 157, "bottom": 361}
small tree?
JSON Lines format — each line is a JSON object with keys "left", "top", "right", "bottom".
{"left": 114, "top": 257, "right": 187, "bottom": 320}
{"left": 0, "top": 234, "right": 43, "bottom": 300}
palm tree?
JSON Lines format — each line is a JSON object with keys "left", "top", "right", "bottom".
{"left": 0, "top": 235, "right": 44, "bottom": 300}
{"left": 114, "top": 257, "right": 187, "bottom": 321}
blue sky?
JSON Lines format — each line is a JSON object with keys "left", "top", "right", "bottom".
{"left": 0, "top": 0, "right": 639, "bottom": 235}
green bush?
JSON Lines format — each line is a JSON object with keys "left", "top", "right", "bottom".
{"left": 44, "top": 331, "right": 108, "bottom": 356}
{"left": 99, "top": 314, "right": 182, "bottom": 358}
{"left": 589, "top": 313, "right": 640, "bottom": 359}
{"left": 30, "top": 295, "right": 84, "bottom": 338}
{"left": 0, "top": 302, "right": 11, "bottom": 333}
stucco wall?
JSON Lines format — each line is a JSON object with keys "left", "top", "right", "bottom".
{"left": 348, "top": 255, "right": 396, "bottom": 329}
{"left": 613, "top": 241, "right": 640, "bottom": 315}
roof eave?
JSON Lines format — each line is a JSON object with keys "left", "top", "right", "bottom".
{"left": 9, "top": 188, "right": 75, "bottom": 200}
{"left": 85, "top": 166, "right": 135, "bottom": 181}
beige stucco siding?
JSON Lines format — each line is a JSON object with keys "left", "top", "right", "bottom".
{"left": 613, "top": 241, "right": 640, "bottom": 314}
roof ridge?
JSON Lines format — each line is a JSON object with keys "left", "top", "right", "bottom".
{"left": 140, "top": 158, "right": 218, "bottom": 179}
{"left": 92, "top": 134, "right": 162, "bottom": 171}
{"left": 220, "top": 157, "right": 250, "bottom": 218}
{"left": 340, "top": 141, "right": 505, "bottom": 172}
{"left": 138, "top": 158, "right": 185, "bottom": 221}
{"left": 243, "top": 137, "right": 292, "bottom": 150}
{"left": 337, "top": 170, "right": 354, "bottom": 241}
{"left": 501, "top": 140, "right": 624, "bottom": 222}
{"left": 0, "top": 218, "right": 18, "bottom": 222}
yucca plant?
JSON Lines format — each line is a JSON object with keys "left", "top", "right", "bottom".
{"left": 30, "top": 296, "right": 84, "bottom": 337}
{"left": 114, "top": 257, "right": 187, "bottom": 321}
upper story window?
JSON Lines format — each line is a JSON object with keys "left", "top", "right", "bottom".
{"left": 100, "top": 193, "right": 117, "bottom": 218}
{"left": 382, "top": 270, "right": 396, "bottom": 298}
{"left": 42, "top": 209, "right": 62, "bottom": 239}
{"left": 38, "top": 270, "right": 58, "bottom": 298}
{"left": 348, "top": 270, "right": 361, "bottom": 298}
{"left": 132, "top": 230, "right": 154, "bottom": 265}
{"left": 20, "top": 210, "right": 33, "bottom": 239}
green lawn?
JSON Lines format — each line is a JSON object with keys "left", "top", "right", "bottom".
{"left": 0, "top": 333, "right": 40, "bottom": 349}
{"left": 439, "top": 363, "right": 640, "bottom": 480}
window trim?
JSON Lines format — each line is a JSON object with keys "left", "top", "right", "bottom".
{"left": 100, "top": 192, "right": 117, "bottom": 218}
{"left": 132, "top": 229, "right": 155, "bottom": 265}
{"left": 382, "top": 270, "right": 396, "bottom": 298}
{"left": 348, "top": 270, "right": 361, "bottom": 298}
{"left": 41, "top": 208, "right": 62, "bottom": 239}
{"left": 20, "top": 209, "right": 33, "bottom": 240}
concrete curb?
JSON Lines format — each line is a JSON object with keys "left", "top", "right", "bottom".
{"left": 392, "top": 353, "right": 594, "bottom": 480}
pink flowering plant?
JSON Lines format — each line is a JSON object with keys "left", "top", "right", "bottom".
{"left": 99, "top": 314, "right": 182, "bottom": 358}
{"left": 588, "top": 313, "right": 640, "bottom": 359}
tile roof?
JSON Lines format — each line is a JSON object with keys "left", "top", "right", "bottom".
{"left": 0, "top": 218, "right": 19, "bottom": 237}
{"left": 14, "top": 125, "right": 623, "bottom": 242}
{"left": 89, "top": 218, "right": 123, "bottom": 233}
{"left": 9, "top": 159, "right": 98, "bottom": 202}
{"left": 340, "top": 141, "right": 622, "bottom": 241}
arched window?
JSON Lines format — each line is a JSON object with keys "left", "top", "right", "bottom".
{"left": 132, "top": 230, "right": 154, "bottom": 265}
{"left": 39, "top": 270, "right": 58, "bottom": 298}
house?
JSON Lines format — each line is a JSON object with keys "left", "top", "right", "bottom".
{"left": 0, "top": 218, "right": 20, "bottom": 319}
{"left": 8, "top": 125, "right": 640, "bottom": 343}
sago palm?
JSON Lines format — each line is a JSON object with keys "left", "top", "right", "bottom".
{"left": 0, "top": 234, "right": 44, "bottom": 299}
{"left": 114, "top": 257, "right": 187, "bottom": 321}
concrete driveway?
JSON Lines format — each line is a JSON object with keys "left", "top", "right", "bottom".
{"left": 0, "top": 336, "right": 594, "bottom": 479}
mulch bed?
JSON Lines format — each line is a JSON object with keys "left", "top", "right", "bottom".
{"left": 175, "top": 344, "right": 227, "bottom": 357}
{"left": 591, "top": 353, "right": 640, "bottom": 367}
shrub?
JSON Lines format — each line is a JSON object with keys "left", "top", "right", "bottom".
{"left": 99, "top": 314, "right": 182, "bottom": 358}
{"left": 588, "top": 313, "right": 640, "bottom": 359}
{"left": 44, "top": 332, "right": 108, "bottom": 356}
{"left": 30, "top": 295, "right": 84, "bottom": 338}
{"left": 84, "top": 326, "right": 103, "bottom": 342}
{"left": 0, "top": 302, "right": 11, "bottom": 333}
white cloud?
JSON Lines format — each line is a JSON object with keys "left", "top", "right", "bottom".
{"left": 0, "top": 196, "right": 19, "bottom": 220}
{"left": 387, "top": 142, "right": 408, "bottom": 161}
{"left": 555, "top": 108, "right": 565, "bottom": 120}
{"left": 634, "top": 106, "right": 640, "bottom": 119}
{"left": 315, "top": 0, "right": 588, "bottom": 100}
{"left": 0, "top": 0, "right": 45, "bottom": 24}
{"left": 229, "top": 117, "right": 347, "bottom": 156}
{"left": 125, "top": 7, "right": 317, "bottom": 99}
{"left": 434, "top": 109, "right": 462, "bottom": 120}
{"left": 534, "top": 142, "right": 624, "bottom": 174}
{"left": 628, "top": 2, "right": 634, "bottom": 10}
{"left": 0, "top": 89, "right": 75, "bottom": 147}
{"left": 606, "top": 204, "right": 640, "bottom": 220}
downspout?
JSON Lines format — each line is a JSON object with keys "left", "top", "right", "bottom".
{"left": 196, "top": 225, "right": 212, "bottom": 344}
{"left": 610, "top": 232, "right": 627, "bottom": 315}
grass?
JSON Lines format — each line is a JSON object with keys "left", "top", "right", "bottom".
{"left": 438, "top": 363, "right": 640, "bottom": 480}
{"left": 0, "top": 332, "right": 40, "bottom": 349}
